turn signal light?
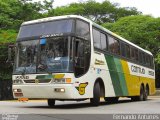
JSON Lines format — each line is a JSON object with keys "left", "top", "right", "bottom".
{"left": 66, "top": 78, "right": 71, "bottom": 83}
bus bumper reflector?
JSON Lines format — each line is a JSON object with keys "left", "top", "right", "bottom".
{"left": 18, "top": 98, "right": 29, "bottom": 102}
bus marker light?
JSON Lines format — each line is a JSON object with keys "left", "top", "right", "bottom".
{"left": 13, "top": 89, "right": 22, "bottom": 93}
{"left": 18, "top": 98, "right": 29, "bottom": 102}
{"left": 66, "top": 78, "right": 71, "bottom": 83}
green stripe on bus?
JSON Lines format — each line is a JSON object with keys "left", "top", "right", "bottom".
{"left": 105, "top": 55, "right": 123, "bottom": 96}
{"left": 114, "top": 58, "right": 128, "bottom": 96}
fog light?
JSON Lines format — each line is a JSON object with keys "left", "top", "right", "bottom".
{"left": 13, "top": 89, "right": 22, "bottom": 92}
{"left": 55, "top": 88, "right": 65, "bottom": 92}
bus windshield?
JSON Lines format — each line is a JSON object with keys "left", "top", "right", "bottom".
{"left": 13, "top": 37, "right": 73, "bottom": 74}
{"left": 18, "top": 19, "right": 74, "bottom": 39}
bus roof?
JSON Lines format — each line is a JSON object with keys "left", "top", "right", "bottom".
{"left": 22, "top": 15, "right": 91, "bottom": 26}
{"left": 22, "top": 15, "right": 152, "bottom": 56}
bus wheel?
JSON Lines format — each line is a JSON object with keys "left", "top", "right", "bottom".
{"left": 48, "top": 99, "right": 55, "bottom": 107}
{"left": 140, "top": 85, "right": 145, "bottom": 101}
{"left": 144, "top": 86, "right": 149, "bottom": 101}
{"left": 104, "top": 97, "right": 119, "bottom": 103}
{"left": 90, "top": 82, "right": 100, "bottom": 106}
{"left": 131, "top": 85, "right": 144, "bottom": 101}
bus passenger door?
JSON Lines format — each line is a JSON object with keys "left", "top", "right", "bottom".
{"left": 74, "top": 38, "right": 91, "bottom": 77}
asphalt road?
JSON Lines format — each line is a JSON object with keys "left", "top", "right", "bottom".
{"left": 0, "top": 97, "right": 160, "bottom": 120}
{"left": 0, "top": 96, "right": 159, "bottom": 114}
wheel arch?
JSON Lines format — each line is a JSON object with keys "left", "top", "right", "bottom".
{"left": 141, "top": 83, "right": 145, "bottom": 89}
{"left": 94, "top": 77, "right": 105, "bottom": 97}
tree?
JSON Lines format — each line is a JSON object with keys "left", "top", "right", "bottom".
{"left": 0, "top": 0, "right": 53, "bottom": 31}
{"left": 102, "top": 15, "right": 160, "bottom": 87}
{"left": 48, "top": 0, "right": 140, "bottom": 23}
{"left": 0, "top": 30, "right": 17, "bottom": 44}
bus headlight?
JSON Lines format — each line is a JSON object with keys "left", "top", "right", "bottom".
{"left": 13, "top": 79, "right": 23, "bottom": 84}
{"left": 51, "top": 78, "right": 71, "bottom": 84}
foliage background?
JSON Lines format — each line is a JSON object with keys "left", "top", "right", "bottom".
{"left": 0, "top": 0, "right": 160, "bottom": 87}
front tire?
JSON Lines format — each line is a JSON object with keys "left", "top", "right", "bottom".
{"left": 90, "top": 82, "right": 100, "bottom": 106}
{"left": 48, "top": 99, "right": 55, "bottom": 107}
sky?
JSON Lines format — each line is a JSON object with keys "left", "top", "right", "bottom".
{"left": 49, "top": 0, "right": 160, "bottom": 18}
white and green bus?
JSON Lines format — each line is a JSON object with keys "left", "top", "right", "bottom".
{"left": 12, "top": 15, "right": 155, "bottom": 106}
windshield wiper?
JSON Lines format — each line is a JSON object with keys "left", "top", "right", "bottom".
{"left": 37, "top": 64, "right": 52, "bottom": 74}
{"left": 21, "top": 66, "right": 26, "bottom": 75}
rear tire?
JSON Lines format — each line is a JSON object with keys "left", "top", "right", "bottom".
{"left": 90, "top": 82, "right": 100, "bottom": 106}
{"left": 139, "top": 85, "right": 144, "bottom": 101}
{"left": 131, "top": 85, "right": 144, "bottom": 101}
{"left": 144, "top": 86, "right": 149, "bottom": 101}
{"left": 48, "top": 99, "right": 55, "bottom": 107}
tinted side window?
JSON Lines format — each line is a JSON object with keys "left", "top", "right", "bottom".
{"left": 121, "top": 43, "right": 126, "bottom": 57}
{"left": 100, "top": 33, "right": 107, "bottom": 51}
{"left": 108, "top": 36, "right": 115, "bottom": 53}
{"left": 76, "top": 20, "right": 90, "bottom": 40}
{"left": 139, "top": 51, "right": 143, "bottom": 63}
{"left": 131, "top": 47, "right": 135, "bottom": 60}
{"left": 142, "top": 53, "right": 145, "bottom": 64}
{"left": 126, "top": 45, "right": 130, "bottom": 58}
{"left": 108, "top": 36, "right": 120, "bottom": 54}
{"left": 146, "top": 55, "right": 150, "bottom": 66}
{"left": 135, "top": 49, "right": 138, "bottom": 61}
{"left": 150, "top": 56, "right": 154, "bottom": 68}
{"left": 130, "top": 47, "right": 138, "bottom": 61}
{"left": 114, "top": 39, "right": 120, "bottom": 55}
{"left": 93, "top": 28, "right": 101, "bottom": 49}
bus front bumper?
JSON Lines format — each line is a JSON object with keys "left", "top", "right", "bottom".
{"left": 13, "top": 84, "right": 74, "bottom": 99}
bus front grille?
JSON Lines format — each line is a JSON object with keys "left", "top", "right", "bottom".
{"left": 24, "top": 79, "right": 51, "bottom": 83}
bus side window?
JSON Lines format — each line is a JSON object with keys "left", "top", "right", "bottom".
{"left": 100, "top": 33, "right": 107, "bottom": 51}
{"left": 139, "top": 51, "right": 143, "bottom": 64}
{"left": 121, "top": 42, "right": 126, "bottom": 57}
{"left": 142, "top": 53, "right": 145, "bottom": 64}
{"left": 150, "top": 56, "right": 154, "bottom": 68}
{"left": 114, "top": 39, "right": 120, "bottom": 55}
{"left": 135, "top": 49, "right": 138, "bottom": 61}
{"left": 146, "top": 55, "right": 150, "bottom": 66}
{"left": 76, "top": 20, "right": 90, "bottom": 40}
{"left": 126, "top": 44, "right": 130, "bottom": 59}
{"left": 131, "top": 47, "right": 135, "bottom": 60}
{"left": 108, "top": 36, "right": 115, "bottom": 53}
{"left": 93, "top": 28, "right": 101, "bottom": 49}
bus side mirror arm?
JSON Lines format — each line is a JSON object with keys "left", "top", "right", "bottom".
{"left": 6, "top": 44, "right": 15, "bottom": 65}
{"left": 7, "top": 48, "right": 12, "bottom": 62}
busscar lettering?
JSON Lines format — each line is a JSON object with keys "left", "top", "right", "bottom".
{"left": 41, "top": 33, "right": 63, "bottom": 38}
{"left": 131, "top": 65, "right": 145, "bottom": 74}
